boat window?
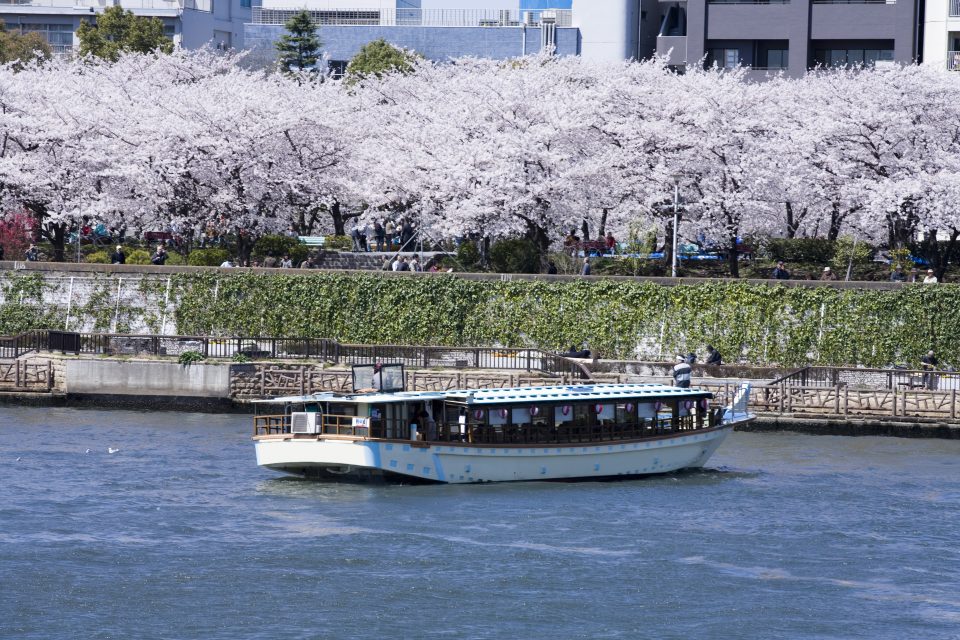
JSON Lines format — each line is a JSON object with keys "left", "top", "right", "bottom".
{"left": 573, "top": 404, "right": 592, "bottom": 427}
{"left": 328, "top": 403, "right": 356, "bottom": 417}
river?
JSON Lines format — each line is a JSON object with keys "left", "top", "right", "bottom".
{"left": 1, "top": 407, "right": 958, "bottom": 639}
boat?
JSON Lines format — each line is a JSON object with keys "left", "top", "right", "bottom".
{"left": 252, "top": 379, "right": 754, "bottom": 484}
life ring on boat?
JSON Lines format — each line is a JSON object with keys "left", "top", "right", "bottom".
{"left": 561, "top": 405, "right": 571, "bottom": 416}
{"left": 530, "top": 406, "right": 540, "bottom": 416}
{"left": 473, "top": 409, "right": 484, "bottom": 420}
{"left": 625, "top": 402, "right": 635, "bottom": 413}
{"left": 654, "top": 401, "right": 663, "bottom": 412}
{"left": 594, "top": 403, "right": 604, "bottom": 414}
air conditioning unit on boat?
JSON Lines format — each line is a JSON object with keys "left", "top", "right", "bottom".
{"left": 290, "top": 412, "right": 319, "bottom": 434}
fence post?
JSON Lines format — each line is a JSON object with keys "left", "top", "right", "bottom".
{"left": 952, "top": 389, "right": 957, "bottom": 421}
{"left": 779, "top": 382, "right": 785, "bottom": 413}
{"left": 300, "top": 366, "right": 305, "bottom": 395}
{"left": 844, "top": 386, "right": 849, "bottom": 417}
{"left": 834, "top": 384, "right": 841, "bottom": 415}
{"left": 259, "top": 366, "right": 265, "bottom": 397}
{"left": 892, "top": 387, "right": 897, "bottom": 417}
{"left": 15, "top": 360, "right": 21, "bottom": 388}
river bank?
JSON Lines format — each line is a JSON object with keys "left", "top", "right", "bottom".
{"left": 2, "top": 353, "right": 959, "bottom": 438}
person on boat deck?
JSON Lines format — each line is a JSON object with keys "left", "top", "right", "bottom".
{"left": 673, "top": 355, "right": 692, "bottom": 388}
{"left": 705, "top": 345, "right": 722, "bottom": 366}
{"left": 685, "top": 352, "right": 696, "bottom": 365}
{"left": 412, "top": 406, "right": 430, "bottom": 441}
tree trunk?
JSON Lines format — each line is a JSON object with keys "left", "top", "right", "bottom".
{"left": 330, "top": 201, "right": 345, "bottom": 236}
{"left": 923, "top": 228, "right": 960, "bottom": 282}
{"left": 785, "top": 202, "right": 797, "bottom": 238}
{"left": 527, "top": 225, "right": 551, "bottom": 272}
{"left": 581, "top": 220, "right": 590, "bottom": 242}
{"left": 236, "top": 227, "right": 256, "bottom": 265}
{"left": 43, "top": 222, "right": 67, "bottom": 262}
{"left": 727, "top": 234, "right": 740, "bottom": 278}
{"left": 598, "top": 208, "right": 608, "bottom": 238}
{"left": 828, "top": 202, "right": 843, "bottom": 242}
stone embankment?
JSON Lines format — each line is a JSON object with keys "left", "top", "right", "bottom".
{"left": 1, "top": 354, "right": 959, "bottom": 438}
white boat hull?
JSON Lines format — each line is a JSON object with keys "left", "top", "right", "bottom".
{"left": 255, "top": 425, "right": 735, "bottom": 483}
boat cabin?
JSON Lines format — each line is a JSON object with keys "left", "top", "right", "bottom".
{"left": 253, "top": 384, "right": 721, "bottom": 446}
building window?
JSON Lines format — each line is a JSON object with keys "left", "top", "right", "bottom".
{"left": 813, "top": 48, "right": 893, "bottom": 67}
{"left": 707, "top": 48, "right": 740, "bottom": 68}
{"left": 328, "top": 60, "right": 348, "bottom": 78}
{"left": 20, "top": 23, "right": 73, "bottom": 53}
{"left": 240, "top": 0, "right": 251, "bottom": 7}
{"left": 765, "top": 48, "right": 788, "bottom": 68}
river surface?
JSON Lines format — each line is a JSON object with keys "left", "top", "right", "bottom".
{"left": 1, "top": 407, "right": 959, "bottom": 639}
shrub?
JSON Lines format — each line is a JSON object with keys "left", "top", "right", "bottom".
{"left": 764, "top": 238, "right": 836, "bottom": 264}
{"left": 489, "top": 237, "right": 540, "bottom": 274}
{"left": 831, "top": 236, "right": 874, "bottom": 272}
{"left": 254, "top": 234, "right": 308, "bottom": 265}
{"left": 127, "top": 249, "right": 152, "bottom": 265}
{"left": 178, "top": 350, "right": 205, "bottom": 365}
{"left": 456, "top": 241, "right": 482, "bottom": 271}
{"left": 0, "top": 211, "right": 34, "bottom": 261}
{"left": 324, "top": 235, "right": 353, "bottom": 252}
{"left": 85, "top": 251, "right": 110, "bottom": 263}
{"left": 188, "top": 248, "right": 231, "bottom": 266}
{"left": 125, "top": 249, "right": 184, "bottom": 266}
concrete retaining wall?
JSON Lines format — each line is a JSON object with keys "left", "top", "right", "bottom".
{"left": 64, "top": 359, "right": 230, "bottom": 398}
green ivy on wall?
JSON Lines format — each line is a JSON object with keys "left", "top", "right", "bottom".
{"left": 1, "top": 270, "right": 957, "bottom": 367}
{"left": 165, "top": 272, "right": 960, "bottom": 368}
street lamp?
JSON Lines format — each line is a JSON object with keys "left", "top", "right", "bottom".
{"left": 671, "top": 173, "right": 681, "bottom": 278}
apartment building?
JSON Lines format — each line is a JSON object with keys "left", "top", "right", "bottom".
{"left": 655, "top": 0, "right": 922, "bottom": 77}
{"left": 923, "top": 0, "right": 960, "bottom": 69}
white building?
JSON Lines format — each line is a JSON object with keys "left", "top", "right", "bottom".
{"left": 923, "top": 0, "right": 960, "bottom": 70}
{"left": 0, "top": 0, "right": 250, "bottom": 53}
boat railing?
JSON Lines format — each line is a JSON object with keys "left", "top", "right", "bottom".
{"left": 255, "top": 409, "right": 725, "bottom": 441}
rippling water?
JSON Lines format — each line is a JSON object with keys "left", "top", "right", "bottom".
{"left": 2, "top": 407, "right": 959, "bottom": 639}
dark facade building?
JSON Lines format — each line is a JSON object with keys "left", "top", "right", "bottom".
{"left": 653, "top": 0, "right": 922, "bottom": 77}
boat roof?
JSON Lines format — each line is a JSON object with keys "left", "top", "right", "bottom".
{"left": 252, "top": 390, "right": 449, "bottom": 404}
{"left": 252, "top": 383, "right": 711, "bottom": 405}
{"left": 447, "top": 383, "right": 711, "bottom": 405}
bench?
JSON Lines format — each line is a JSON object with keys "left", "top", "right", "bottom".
{"left": 144, "top": 231, "right": 172, "bottom": 243}
{"left": 298, "top": 236, "right": 326, "bottom": 247}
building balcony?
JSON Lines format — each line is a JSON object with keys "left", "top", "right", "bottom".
{"left": 656, "top": 35, "right": 687, "bottom": 64}
{"left": 704, "top": 2, "right": 792, "bottom": 40}
{"left": 251, "top": 5, "right": 572, "bottom": 27}
{"left": 949, "top": 51, "right": 960, "bottom": 70}
{"left": 810, "top": 2, "right": 897, "bottom": 40}
{"left": 952, "top": 0, "right": 959, "bottom": 17}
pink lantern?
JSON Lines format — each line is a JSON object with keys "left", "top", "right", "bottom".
{"left": 473, "top": 409, "right": 484, "bottom": 420}
{"left": 561, "top": 405, "right": 571, "bottom": 416}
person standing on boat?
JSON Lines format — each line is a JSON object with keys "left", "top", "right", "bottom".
{"left": 673, "top": 355, "right": 692, "bottom": 388}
